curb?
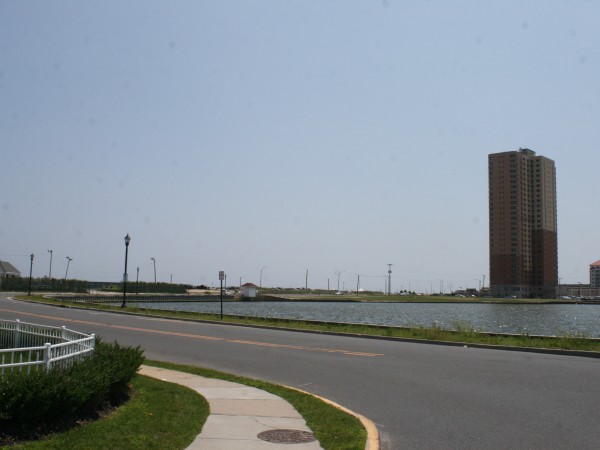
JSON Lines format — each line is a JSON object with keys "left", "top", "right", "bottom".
{"left": 140, "top": 363, "right": 378, "bottom": 450}
{"left": 282, "top": 385, "right": 380, "bottom": 450}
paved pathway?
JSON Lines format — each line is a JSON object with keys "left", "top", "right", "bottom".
{"left": 139, "top": 365, "right": 325, "bottom": 449}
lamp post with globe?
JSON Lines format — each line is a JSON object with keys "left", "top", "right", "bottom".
{"left": 121, "top": 234, "right": 131, "bottom": 308}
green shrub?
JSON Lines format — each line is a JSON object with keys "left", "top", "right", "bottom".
{"left": 0, "top": 339, "right": 144, "bottom": 438}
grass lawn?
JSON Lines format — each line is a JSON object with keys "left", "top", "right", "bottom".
{"left": 8, "top": 374, "right": 208, "bottom": 450}
{"left": 5, "top": 361, "right": 367, "bottom": 450}
{"left": 144, "top": 360, "right": 367, "bottom": 450}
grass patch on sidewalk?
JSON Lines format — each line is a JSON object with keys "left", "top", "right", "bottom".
{"left": 144, "top": 360, "right": 367, "bottom": 450}
{"left": 9, "top": 375, "right": 208, "bottom": 450}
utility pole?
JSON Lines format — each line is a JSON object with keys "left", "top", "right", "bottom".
{"left": 305, "top": 269, "right": 308, "bottom": 290}
{"left": 260, "top": 266, "right": 266, "bottom": 288}
{"left": 387, "top": 264, "right": 393, "bottom": 295}
{"left": 47, "top": 250, "right": 53, "bottom": 278}
{"left": 65, "top": 257, "right": 72, "bottom": 282}
{"left": 337, "top": 271, "right": 344, "bottom": 292}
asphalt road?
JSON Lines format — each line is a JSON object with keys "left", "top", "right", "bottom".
{"left": 2, "top": 294, "right": 599, "bottom": 449}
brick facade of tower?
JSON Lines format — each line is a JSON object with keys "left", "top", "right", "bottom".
{"left": 488, "top": 149, "right": 558, "bottom": 298}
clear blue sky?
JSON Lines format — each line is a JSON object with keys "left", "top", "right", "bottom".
{"left": 1, "top": 1, "right": 599, "bottom": 292}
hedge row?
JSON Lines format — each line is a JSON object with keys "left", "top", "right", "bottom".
{"left": 0, "top": 339, "right": 145, "bottom": 437}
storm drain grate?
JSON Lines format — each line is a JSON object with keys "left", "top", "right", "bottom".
{"left": 258, "top": 429, "right": 317, "bottom": 444}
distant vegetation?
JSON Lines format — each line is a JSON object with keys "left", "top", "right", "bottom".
{"left": 1, "top": 277, "right": 188, "bottom": 294}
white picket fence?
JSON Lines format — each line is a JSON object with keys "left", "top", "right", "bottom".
{"left": 0, "top": 319, "right": 95, "bottom": 375}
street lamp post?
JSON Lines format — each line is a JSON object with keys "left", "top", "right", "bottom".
{"left": 136, "top": 267, "right": 139, "bottom": 295}
{"left": 260, "top": 266, "right": 267, "bottom": 288}
{"left": 337, "top": 270, "right": 345, "bottom": 292}
{"left": 28, "top": 253, "right": 34, "bottom": 296}
{"left": 64, "top": 257, "right": 72, "bottom": 282}
{"left": 47, "top": 250, "right": 53, "bottom": 278}
{"left": 151, "top": 257, "right": 156, "bottom": 283}
{"left": 121, "top": 234, "right": 131, "bottom": 308}
{"left": 219, "top": 271, "right": 225, "bottom": 320}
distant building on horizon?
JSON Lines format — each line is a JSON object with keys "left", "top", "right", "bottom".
{"left": 241, "top": 282, "right": 258, "bottom": 299}
{"left": 488, "top": 148, "right": 558, "bottom": 298}
{"left": 590, "top": 260, "right": 600, "bottom": 289}
{"left": 0, "top": 260, "right": 21, "bottom": 277}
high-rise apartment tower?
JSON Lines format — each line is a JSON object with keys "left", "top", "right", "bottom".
{"left": 488, "top": 148, "right": 558, "bottom": 298}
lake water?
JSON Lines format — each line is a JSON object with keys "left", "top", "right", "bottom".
{"left": 124, "top": 300, "right": 600, "bottom": 338}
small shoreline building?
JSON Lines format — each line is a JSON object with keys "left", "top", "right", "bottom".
{"left": 241, "top": 282, "right": 259, "bottom": 299}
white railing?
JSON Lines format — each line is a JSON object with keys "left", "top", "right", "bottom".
{"left": 0, "top": 319, "right": 95, "bottom": 375}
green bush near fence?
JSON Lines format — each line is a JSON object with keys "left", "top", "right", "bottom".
{"left": 0, "top": 339, "right": 144, "bottom": 439}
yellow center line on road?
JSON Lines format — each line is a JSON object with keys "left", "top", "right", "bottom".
{"left": 229, "top": 339, "right": 382, "bottom": 357}
{"left": 0, "top": 308, "right": 383, "bottom": 358}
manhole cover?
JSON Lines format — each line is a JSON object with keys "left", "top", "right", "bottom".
{"left": 258, "top": 429, "right": 317, "bottom": 444}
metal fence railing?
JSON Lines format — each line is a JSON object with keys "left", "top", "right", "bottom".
{"left": 0, "top": 319, "right": 95, "bottom": 375}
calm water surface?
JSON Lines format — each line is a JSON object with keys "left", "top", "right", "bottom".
{"left": 127, "top": 301, "right": 600, "bottom": 337}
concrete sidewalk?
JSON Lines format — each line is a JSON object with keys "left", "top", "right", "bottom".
{"left": 139, "top": 365, "right": 324, "bottom": 449}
